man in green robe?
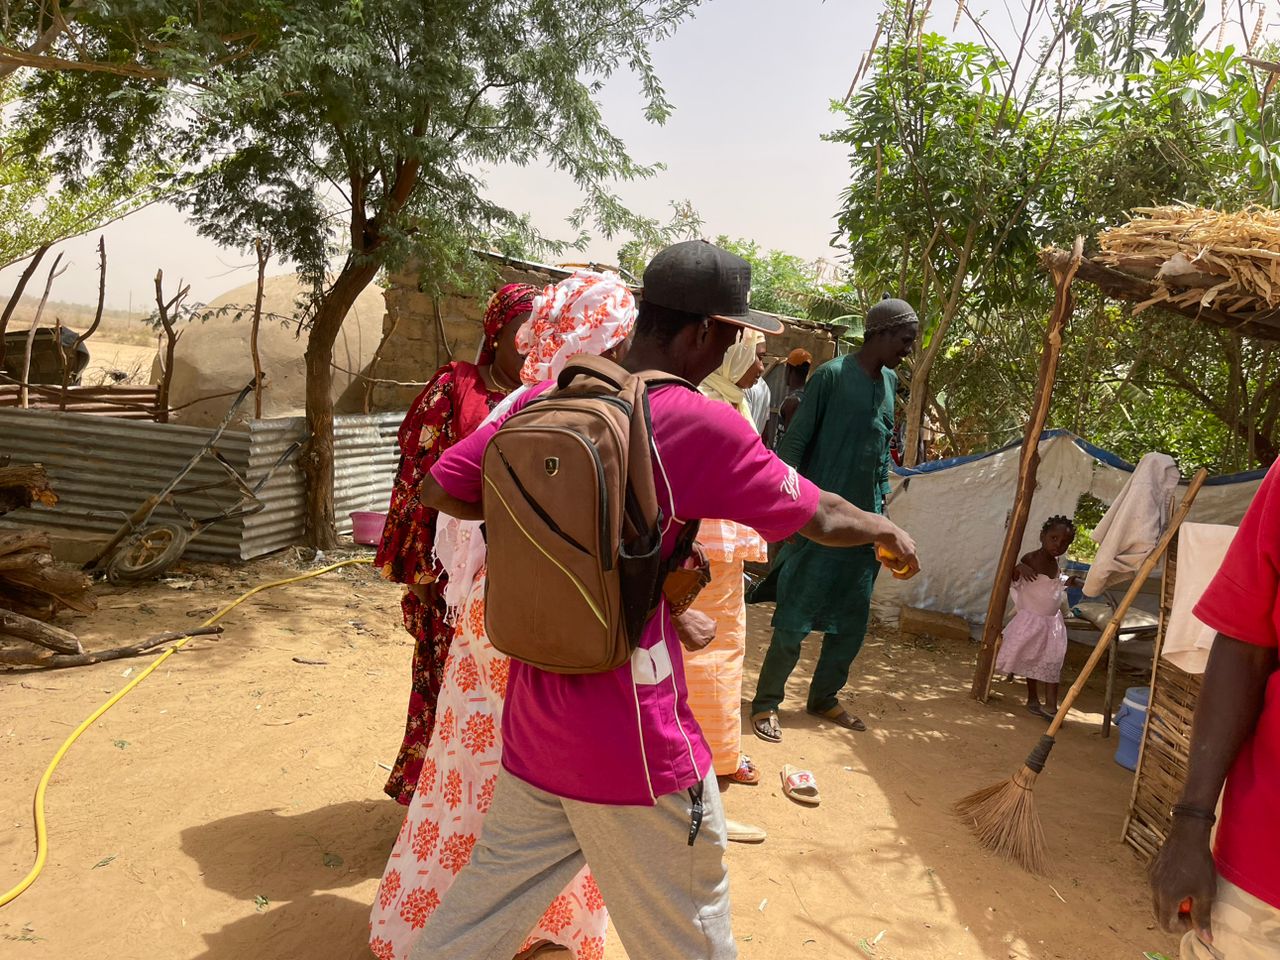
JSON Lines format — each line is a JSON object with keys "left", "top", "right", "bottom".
{"left": 749, "top": 298, "right": 919, "bottom": 741}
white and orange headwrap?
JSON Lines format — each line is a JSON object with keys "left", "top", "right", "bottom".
{"left": 517, "top": 270, "right": 637, "bottom": 386}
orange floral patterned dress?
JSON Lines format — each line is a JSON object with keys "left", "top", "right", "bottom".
{"left": 369, "top": 566, "right": 608, "bottom": 960}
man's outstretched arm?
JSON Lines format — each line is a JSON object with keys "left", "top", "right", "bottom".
{"left": 799, "top": 490, "right": 918, "bottom": 574}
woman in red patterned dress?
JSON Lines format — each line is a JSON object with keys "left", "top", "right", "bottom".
{"left": 375, "top": 284, "right": 536, "bottom": 805}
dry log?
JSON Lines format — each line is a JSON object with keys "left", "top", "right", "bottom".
{"left": 0, "top": 608, "right": 83, "bottom": 653}
{"left": 0, "top": 591, "right": 58, "bottom": 620}
{"left": 0, "top": 625, "right": 223, "bottom": 669}
{"left": 0, "top": 531, "right": 48, "bottom": 556}
{"left": 0, "top": 464, "right": 57, "bottom": 515}
{"left": 0, "top": 529, "right": 95, "bottom": 617}
{"left": 0, "top": 562, "right": 95, "bottom": 614}
{"left": 0, "top": 551, "right": 53, "bottom": 572}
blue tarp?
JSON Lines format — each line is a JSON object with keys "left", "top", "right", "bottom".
{"left": 891, "top": 429, "right": 1266, "bottom": 487}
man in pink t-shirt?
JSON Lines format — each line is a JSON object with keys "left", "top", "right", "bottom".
{"left": 410, "top": 241, "right": 918, "bottom": 960}
{"left": 1151, "top": 462, "right": 1280, "bottom": 958}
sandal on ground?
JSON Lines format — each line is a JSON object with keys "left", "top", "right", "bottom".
{"left": 780, "top": 764, "right": 820, "bottom": 806}
{"left": 806, "top": 706, "right": 867, "bottom": 732}
{"left": 725, "top": 818, "right": 767, "bottom": 843}
{"left": 724, "top": 755, "right": 761, "bottom": 786}
{"left": 751, "top": 710, "right": 781, "bottom": 743}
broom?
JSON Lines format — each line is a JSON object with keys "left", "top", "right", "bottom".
{"left": 956, "top": 467, "right": 1209, "bottom": 874}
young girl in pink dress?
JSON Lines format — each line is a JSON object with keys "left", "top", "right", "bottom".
{"left": 996, "top": 516, "right": 1083, "bottom": 719}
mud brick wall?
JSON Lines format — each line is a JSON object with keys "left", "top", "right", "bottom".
{"left": 372, "top": 260, "right": 566, "bottom": 410}
{"left": 373, "top": 258, "right": 844, "bottom": 411}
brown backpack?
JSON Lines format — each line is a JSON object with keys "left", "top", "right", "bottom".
{"left": 481, "top": 356, "right": 696, "bottom": 674}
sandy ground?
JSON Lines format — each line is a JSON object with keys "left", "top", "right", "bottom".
{"left": 80, "top": 338, "right": 155, "bottom": 385}
{"left": 0, "top": 555, "right": 1177, "bottom": 960}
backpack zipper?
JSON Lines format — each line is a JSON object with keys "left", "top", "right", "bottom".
{"left": 483, "top": 475, "right": 607, "bottom": 630}
{"left": 494, "top": 423, "right": 615, "bottom": 572}
{"left": 490, "top": 442, "right": 592, "bottom": 555}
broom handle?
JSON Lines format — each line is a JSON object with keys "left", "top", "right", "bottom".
{"left": 1045, "top": 468, "right": 1209, "bottom": 738}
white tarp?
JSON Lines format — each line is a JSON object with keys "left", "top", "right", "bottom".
{"left": 1161, "top": 522, "right": 1238, "bottom": 674}
{"left": 871, "top": 432, "right": 1261, "bottom": 625}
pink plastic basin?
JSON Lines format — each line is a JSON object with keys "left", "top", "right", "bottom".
{"left": 350, "top": 511, "right": 387, "bottom": 546}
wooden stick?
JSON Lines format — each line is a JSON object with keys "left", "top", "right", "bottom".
{"left": 0, "top": 244, "right": 50, "bottom": 370}
{"left": 62, "top": 236, "right": 107, "bottom": 407}
{"left": 19, "top": 252, "right": 67, "bottom": 408}
{"left": 0, "top": 625, "right": 223, "bottom": 669}
{"left": 0, "top": 608, "right": 84, "bottom": 654}
{"left": 1044, "top": 469, "right": 1207, "bottom": 735}
{"left": 251, "top": 238, "right": 268, "bottom": 419}
{"left": 972, "top": 238, "right": 1083, "bottom": 700}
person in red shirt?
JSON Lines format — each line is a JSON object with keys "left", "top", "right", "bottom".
{"left": 1150, "top": 463, "right": 1280, "bottom": 957}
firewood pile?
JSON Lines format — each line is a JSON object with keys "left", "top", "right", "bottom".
{"left": 0, "top": 462, "right": 96, "bottom": 665}
{"left": 0, "top": 461, "right": 225, "bottom": 668}
{"left": 1096, "top": 205, "right": 1280, "bottom": 316}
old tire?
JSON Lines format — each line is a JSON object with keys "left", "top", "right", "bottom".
{"left": 106, "top": 522, "right": 191, "bottom": 583}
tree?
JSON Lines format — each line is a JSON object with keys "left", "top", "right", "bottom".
{"left": 708, "top": 236, "right": 830, "bottom": 319}
{"left": 835, "top": 0, "right": 1280, "bottom": 475}
{"left": 11, "top": 0, "right": 702, "bottom": 547}
{"left": 0, "top": 79, "right": 164, "bottom": 269}
{"left": 616, "top": 200, "right": 704, "bottom": 280}
{"left": 830, "top": 0, "right": 1077, "bottom": 466}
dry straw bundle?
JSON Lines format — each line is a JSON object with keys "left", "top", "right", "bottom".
{"left": 1096, "top": 204, "right": 1280, "bottom": 316}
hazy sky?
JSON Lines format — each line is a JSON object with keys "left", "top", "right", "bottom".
{"left": 2, "top": 1, "right": 960, "bottom": 312}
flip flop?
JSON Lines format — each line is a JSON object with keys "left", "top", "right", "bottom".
{"left": 806, "top": 706, "right": 867, "bottom": 732}
{"left": 725, "top": 755, "right": 761, "bottom": 786}
{"left": 780, "top": 764, "right": 820, "bottom": 806}
{"left": 751, "top": 710, "right": 782, "bottom": 743}
{"left": 725, "top": 818, "right": 767, "bottom": 843}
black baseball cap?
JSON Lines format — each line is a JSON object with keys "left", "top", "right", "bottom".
{"left": 641, "top": 240, "right": 785, "bottom": 335}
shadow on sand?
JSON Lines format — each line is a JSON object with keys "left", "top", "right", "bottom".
{"left": 181, "top": 799, "right": 401, "bottom": 960}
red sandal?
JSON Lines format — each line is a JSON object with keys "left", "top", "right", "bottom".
{"left": 727, "top": 754, "right": 761, "bottom": 786}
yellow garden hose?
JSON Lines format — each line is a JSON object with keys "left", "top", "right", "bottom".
{"left": 0, "top": 557, "right": 372, "bottom": 909}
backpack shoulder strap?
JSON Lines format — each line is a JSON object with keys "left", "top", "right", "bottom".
{"left": 556, "top": 355, "right": 630, "bottom": 390}
{"left": 556, "top": 356, "right": 697, "bottom": 395}
{"left": 638, "top": 371, "right": 696, "bottom": 393}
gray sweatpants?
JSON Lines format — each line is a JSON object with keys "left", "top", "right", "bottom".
{"left": 407, "top": 768, "right": 736, "bottom": 960}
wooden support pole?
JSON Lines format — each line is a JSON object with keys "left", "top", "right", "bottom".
{"left": 971, "top": 238, "right": 1083, "bottom": 702}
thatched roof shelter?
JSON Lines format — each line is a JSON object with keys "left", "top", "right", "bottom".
{"left": 1042, "top": 205, "right": 1280, "bottom": 341}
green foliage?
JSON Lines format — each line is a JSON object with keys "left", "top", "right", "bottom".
{"left": 6, "top": 0, "right": 703, "bottom": 544}
{"left": 834, "top": 1, "right": 1280, "bottom": 474}
{"left": 0, "top": 81, "right": 164, "bottom": 268}
{"left": 11, "top": 0, "right": 702, "bottom": 307}
{"left": 616, "top": 199, "right": 704, "bottom": 280}
{"left": 710, "top": 236, "right": 825, "bottom": 318}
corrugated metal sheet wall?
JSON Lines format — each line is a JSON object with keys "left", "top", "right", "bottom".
{"left": 0, "top": 409, "right": 403, "bottom": 560}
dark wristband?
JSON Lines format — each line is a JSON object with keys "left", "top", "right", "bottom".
{"left": 1171, "top": 803, "right": 1217, "bottom": 824}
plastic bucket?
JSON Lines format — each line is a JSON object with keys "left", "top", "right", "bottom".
{"left": 1065, "top": 559, "right": 1090, "bottom": 608}
{"left": 350, "top": 511, "right": 387, "bottom": 547}
{"left": 1113, "top": 685, "right": 1151, "bottom": 772}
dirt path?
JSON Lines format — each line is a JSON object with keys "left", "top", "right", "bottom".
{"left": 0, "top": 557, "right": 1176, "bottom": 959}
